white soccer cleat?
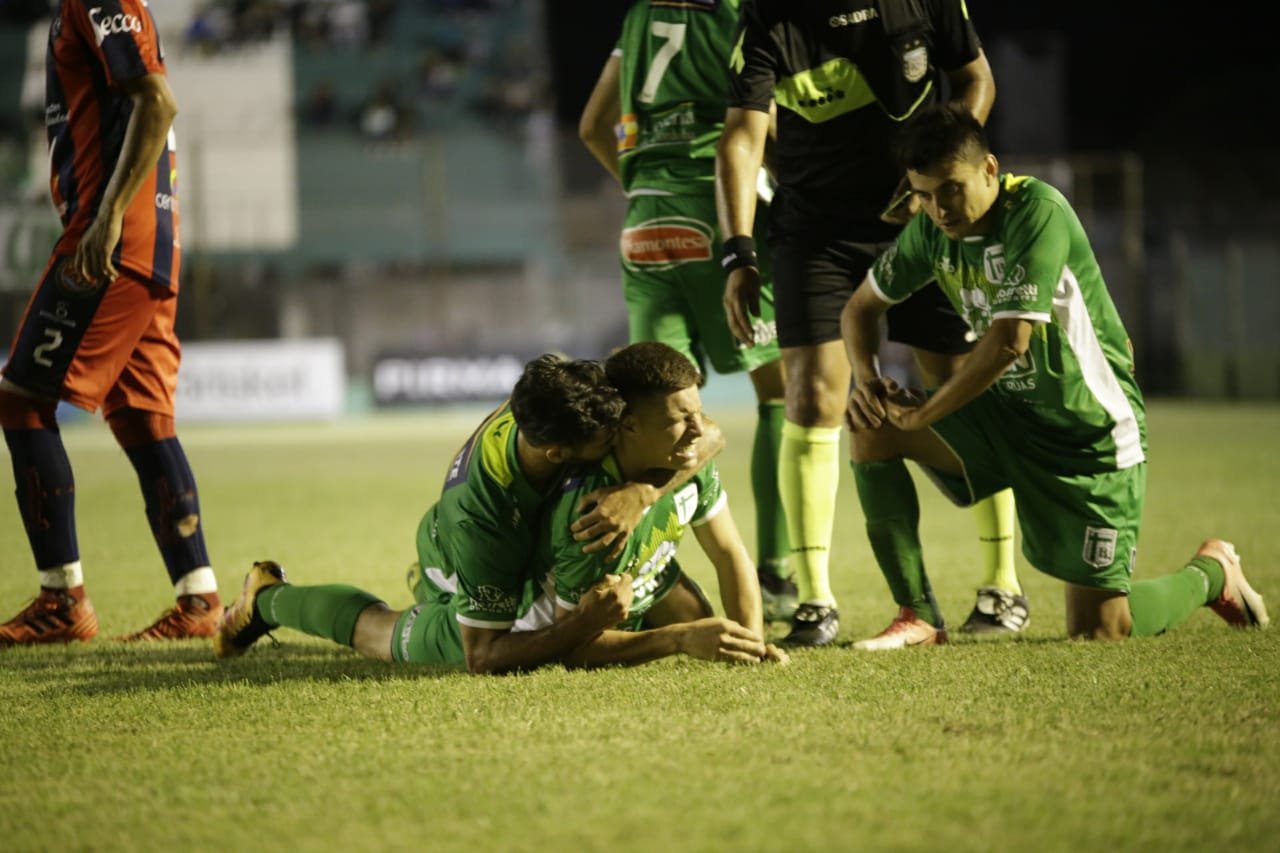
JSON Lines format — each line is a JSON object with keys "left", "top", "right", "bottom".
{"left": 853, "top": 607, "right": 948, "bottom": 651}
{"left": 1202, "top": 540, "right": 1269, "bottom": 628}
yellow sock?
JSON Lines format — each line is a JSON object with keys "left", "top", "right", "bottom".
{"left": 973, "top": 488, "right": 1020, "bottom": 593}
{"left": 778, "top": 421, "right": 841, "bottom": 606}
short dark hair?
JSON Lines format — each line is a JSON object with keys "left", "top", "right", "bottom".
{"left": 604, "top": 342, "right": 703, "bottom": 405}
{"left": 510, "top": 354, "right": 625, "bottom": 448}
{"left": 898, "top": 103, "right": 991, "bottom": 173}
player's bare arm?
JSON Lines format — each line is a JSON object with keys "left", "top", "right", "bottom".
{"left": 841, "top": 282, "right": 897, "bottom": 430}
{"left": 715, "top": 106, "right": 771, "bottom": 345}
{"left": 945, "top": 50, "right": 997, "bottom": 124}
{"left": 884, "top": 317, "right": 1032, "bottom": 431}
{"left": 579, "top": 53, "right": 623, "bottom": 184}
{"left": 692, "top": 505, "right": 764, "bottom": 637}
{"left": 458, "top": 573, "right": 634, "bottom": 675}
{"left": 560, "top": 609, "right": 768, "bottom": 668}
{"left": 72, "top": 74, "right": 177, "bottom": 285}
{"left": 572, "top": 416, "right": 726, "bottom": 555}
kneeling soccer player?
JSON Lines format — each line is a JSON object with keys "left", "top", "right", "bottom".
{"left": 840, "top": 104, "right": 1268, "bottom": 648}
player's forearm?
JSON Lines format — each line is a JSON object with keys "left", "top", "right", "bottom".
{"left": 100, "top": 81, "right": 176, "bottom": 220}
{"left": 580, "top": 123, "right": 621, "bottom": 184}
{"left": 913, "top": 326, "right": 1023, "bottom": 426}
{"left": 717, "top": 558, "right": 764, "bottom": 638}
{"left": 842, "top": 293, "right": 886, "bottom": 385}
{"left": 716, "top": 108, "right": 768, "bottom": 238}
{"left": 562, "top": 627, "right": 684, "bottom": 669}
{"left": 948, "top": 51, "right": 996, "bottom": 125}
{"left": 464, "top": 609, "right": 608, "bottom": 675}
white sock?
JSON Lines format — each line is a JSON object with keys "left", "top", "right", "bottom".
{"left": 173, "top": 567, "right": 218, "bottom": 596}
{"left": 39, "top": 562, "right": 84, "bottom": 589}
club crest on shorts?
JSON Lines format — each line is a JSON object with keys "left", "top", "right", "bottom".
{"left": 1082, "top": 526, "right": 1118, "bottom": 569}
{"left": 621, "top": 217, "right": 713, "bottom": 271}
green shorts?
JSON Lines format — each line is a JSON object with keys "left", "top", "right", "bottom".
{"left": 392, "top": 585, "right": 466, "bottom": 666}
{"left": 621, "top": 194, "right": 779, "bottom": 376}
{"left": 924, "top": 392, "right": 1147, "bottom": 592}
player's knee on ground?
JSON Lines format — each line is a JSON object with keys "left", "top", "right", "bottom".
{"left": 1065, "top": 584, "right": 1133, "bottom": 640}
{"left": 0, "top": 387, "right": 57, "bottom": 430}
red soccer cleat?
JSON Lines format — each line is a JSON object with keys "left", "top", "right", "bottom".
{"left": 0, "top": 587, "right": 99, "bottom": 648}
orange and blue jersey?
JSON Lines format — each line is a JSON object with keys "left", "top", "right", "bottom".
{"left": 46, "top": 0, "right": 180, "bottom": 289}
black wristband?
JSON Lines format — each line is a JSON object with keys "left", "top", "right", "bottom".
{"left": 720, "top": 235, "right": 758, "bottom": 272}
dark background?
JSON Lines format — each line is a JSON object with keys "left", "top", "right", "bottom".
{"left": 543, "top": 1, "right": 1280, "bottom": 158}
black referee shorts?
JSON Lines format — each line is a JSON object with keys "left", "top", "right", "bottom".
{"left": 771, "top": 235, "right": 974, "bottom": 354}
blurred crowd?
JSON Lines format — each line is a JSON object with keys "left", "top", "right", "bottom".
{"left": 184, "top": 0, "right": 544, "bottom": 140}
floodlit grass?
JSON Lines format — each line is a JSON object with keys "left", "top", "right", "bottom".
{"left": 2, "top": 400, "right": 1277, "bottom": 852}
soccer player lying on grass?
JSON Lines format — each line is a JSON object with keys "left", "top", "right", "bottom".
{"left": 213, "top": 347, "right": 769, "bottom": 672}
{"left": 840, "top": 103, "right": 1269, "bottom": 649}
{"left": 214, "top": 352, "right": 714, "bottom": 673}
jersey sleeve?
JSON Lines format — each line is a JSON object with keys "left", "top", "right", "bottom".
{"left": 68, "top": 0, "right": 165, "bottom": 87}
{"left": 689, "top": 462, "right": 727, "bottom": 527}
{"left": 989, "top": 199, "right": 1068, "bottom": 322}
{"left": 726, "top": 0, "right": 778, "bottom": 112}
{"left": 544, "top": 477, "right": 612, "bottom": 611}
{"left": 927, "top": 0, "right": 983, "bottom": 70}
{"left": 450, "top": 518, "right": 528, "bottom": 629}
{"left": 866, "top": 215, "right": 937, "bottom": 304}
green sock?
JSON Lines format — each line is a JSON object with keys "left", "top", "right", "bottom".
{"left": 1128, "top": 556, "right": 1225, "bottom": 637}
{"left": 973, "top": 489, "right": 1020, "bottom": 593}
{"left": 851, "top": 459, "right": 942, "bottom": 627}
{"left": 753, "top": 402, "right": 790, "bottom": 578}
{"left": 256, "top": 583, "right": 384, "bottom": 647}
{"left": 778, "top": 421, "right": 840, "bottom": 606}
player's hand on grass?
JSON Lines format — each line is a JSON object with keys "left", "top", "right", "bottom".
{"left": 762, "top": 643, "right": 790, "bottom": 665}
{"left": 578, "top": 572, "right": 634, "bottom": 629}
{"left": 679, "top": 617, "right": 767, "bottom": 663}
{"left": 723, "top": 266, "right": 763, "bottom": 346}
{"left": 573, "top": 482, "right": 659, "bottom": 557}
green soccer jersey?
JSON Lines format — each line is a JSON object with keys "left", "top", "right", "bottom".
{"left": 616, "top": 0, "right": 742, "bottom": 195}
{"left": 537, "top": 455, "right": 727, "bottom": 629}
{"left": 868, "top": 175, "right": 1147, "bottom": 472}
{"left": 416, "top": 404, "right": 546, "bottom": 630}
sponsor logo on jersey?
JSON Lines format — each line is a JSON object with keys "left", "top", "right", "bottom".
{"left": 983, "top": 243, "right": 1006, "bottom": 284}
{"left": 629, "top": 540, "right": 678, "bottom": 601}
{"left": 616, "top": 113, "right": 639, "bottom": 154}
{"left": 994, "top": 283, "right": 1038, "bottom": 304}
{"left": 469, "top": 584, "right": 519, "bottom": 615}
{"left": 155, "top": 192, "right": 175, "bottom": 211}
{"left": 88, "top": 7, "right": 143, "bottom": 46}
{"left": 901, "top": 43, "right": 929, "bottom": 83}
{"left": 45, "top": 104, "right": 68, "bottom": 127}
{"left": 1082, "top": 526, "right": 1118, "bottom": 569}
{"left": 620, "top": 217, "right": 713, "bottom": 270}
{"left": 829, "top": 7, "right": 878, "bottom": 28}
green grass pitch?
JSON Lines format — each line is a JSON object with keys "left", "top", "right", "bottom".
{"left": 1, "top": 400, "right": 1277, "bottom": 851}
